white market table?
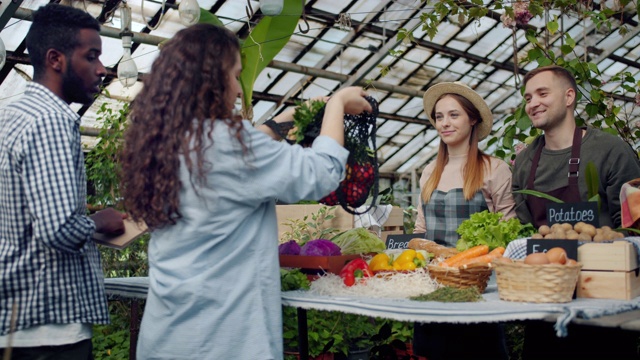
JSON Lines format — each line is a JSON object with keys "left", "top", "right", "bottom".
{"left": 105, "top": 277, "right": 640, "bottom": 359}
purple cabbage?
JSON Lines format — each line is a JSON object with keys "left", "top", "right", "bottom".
{"left": 300, "top": 239, "right": 342, "bottom": 256}
{"left": 279, "top": 240, "right": 301, "bottom": 255}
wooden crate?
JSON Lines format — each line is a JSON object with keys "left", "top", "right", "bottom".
{"left": 576, "top": 241, "right": 640, "bottom": 300}
{"left": 578, "top": 241, "right": 638, "bottom": 271}
{"left": 577, "top": 270, "right": 640, "bottom": 300}
{"left": 382, "top": 206, "right": 404, "bottom": 232}
{"left": 276, "top": 204, "right": 354, "bottom": 240}
{"left": 276, "top": 204, "right": 404, "bottom": 240}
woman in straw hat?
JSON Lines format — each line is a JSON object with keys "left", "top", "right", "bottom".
{"left": 414, "top": 82, "right": 516, "bottom": 247}
{"left": 413, "top": 82, "right": 515, "bottom": 360}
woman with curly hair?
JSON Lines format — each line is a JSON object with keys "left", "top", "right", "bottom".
{"left": 119, "top": 24, "right": 371, "bottom": 359}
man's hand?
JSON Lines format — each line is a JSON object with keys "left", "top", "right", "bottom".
{"left": 91, "top": 208, "right": 126, "bottom": 235}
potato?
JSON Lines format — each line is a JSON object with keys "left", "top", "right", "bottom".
{"left": 601, "top": 226, "right": 612, "bottom": 232}
{"left": 560, "top": 223, "right": 573, "bottom": 231}
{"left": 612, "top": 231, "right": 625, "bottom": 239}
{"left": 574, "top": 222, "right": 587, "bottom": 233}
{"left": 565, "top": 230, "right": 579, "bottom": 240}
{"left": 550, "top": 223, "right": 563, "bottom": 232}
{"left": 592, "top": 234, "right": 606, "bottom": 242}
{"left": 553, "top": 230, "right": 567, "bottom": 239}
{"left": 531, "top": 233, "right": 544, "bottom": 239}
{"left": 538, "top": 225, "right": 551, "bottom": 236}
{"left": 577, "top": 232, "right": 592, "bottom": 241}
{"left": 581, "top": 224, "right": 597, "bottom": 238}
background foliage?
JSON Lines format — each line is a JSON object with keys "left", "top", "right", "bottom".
{"left": 395, "top": 0, "right": 640, "bottom": 160}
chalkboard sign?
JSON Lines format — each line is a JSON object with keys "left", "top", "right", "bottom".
{"left": 386, "top": 233, "right": 426, "bottom": 249}
{"left": 546, "top": 201, "right": 599, "bottom": 227}
{"left": 526, "top": 239, "right": 578, "bottom": 261}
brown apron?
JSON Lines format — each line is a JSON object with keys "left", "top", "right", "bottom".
{"left": 526, "top": 127, "right": 584, "bottom": 227}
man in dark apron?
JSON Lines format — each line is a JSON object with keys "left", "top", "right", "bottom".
{"left": 512, "top": 65, "right": 640, "bottom": 359}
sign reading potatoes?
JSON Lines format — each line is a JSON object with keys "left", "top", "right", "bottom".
{"left": 546, "top": 202, "right": 599, "bottom": 227}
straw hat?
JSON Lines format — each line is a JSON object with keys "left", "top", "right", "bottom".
{"left": 422, "top": 82, "right": 494, "bottom": 140}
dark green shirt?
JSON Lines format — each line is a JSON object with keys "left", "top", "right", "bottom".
{"left": 512, "top": 127, "right": 640, "bottom": 228}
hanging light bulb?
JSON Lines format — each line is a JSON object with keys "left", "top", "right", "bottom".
{"left": 178, "top": 0, "right": 200, "bottom": 26}
{"left": 0, "top": 37, "right": 6, "bottom": 71}
{"left": 118, "top": 47, "right": 138, "bottom": 88}
{"left": 260, "top": 0, "right": 283, "bottom": 16}
{"left": 118, "top": 3, "right": 137, "bottom": 88}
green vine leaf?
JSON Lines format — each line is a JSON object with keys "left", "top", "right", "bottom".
{"left": 513, "top": 190, "right": 564, "bottom": 203}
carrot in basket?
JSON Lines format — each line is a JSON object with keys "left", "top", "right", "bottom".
{"left": 439, "top": 245, "right": 489, "bottom": 267}
{"left": 458, "top": 247, "right": 505, "bottom": 269}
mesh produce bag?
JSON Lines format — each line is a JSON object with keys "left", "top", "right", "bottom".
{"left": 292, "top": 96, "right": 379, "bottom": 215}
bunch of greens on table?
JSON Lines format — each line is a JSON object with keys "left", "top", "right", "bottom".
{"left": 280, "top": 268, "right": 310, "bottom": 291}
{"left": 411, "top": 286, "right": 483, "bottom": 302}
{"left": 456, "top": 210, "right": 535, "bottom": 252}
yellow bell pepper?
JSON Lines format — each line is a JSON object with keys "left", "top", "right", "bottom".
{"left": 368, "top": 253, "right": 393, "bottom": 272}
{"left": 392, "top": 249, "right": 426, "bottom": 271}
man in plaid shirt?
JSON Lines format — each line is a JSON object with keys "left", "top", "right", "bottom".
{"left": 0, "top": 4, "right": 125, "bottom": 359}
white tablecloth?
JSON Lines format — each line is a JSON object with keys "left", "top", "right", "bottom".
{"left": 105, "top": 276, "right": 640, "bottom": 337}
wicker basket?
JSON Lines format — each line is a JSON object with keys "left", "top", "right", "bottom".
{"left": 427, "top": 264, "right": 493, "bottom": 292}
{"left": 493, "top": 260, "right": 582, "bottom": 303}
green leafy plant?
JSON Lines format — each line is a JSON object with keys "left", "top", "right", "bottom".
{"left": 368, "top": 321, "right": 416, "bottom": 360}
{"left": 92, "top": 303, "right": 133, "bottom": 359}
{"left": 280, "top": 268, "right": 311, "bottom": 291}
{"left": 240, "top": 0, "right": 302, "bottom": 117}
{"left": 85, "top": 99, "right": 129, "bottom": 207}
{"left": 292, "top": 99, "right": 326, "bottom": 144}
{"left": 84, "top": 99, "right": 149, "bottom": 357}
{"left": 280, "top": 206, "right": 340, "bottom": 244}
{"left": 282, "top": 308, "right": 384, "bottom": 358}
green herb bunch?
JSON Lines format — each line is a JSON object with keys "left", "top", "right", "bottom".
{"left": 411, "top": 286, "right": 483, "bottom": 303}
{"left": 292, "top": 99, "right": 326, "bottom": 144}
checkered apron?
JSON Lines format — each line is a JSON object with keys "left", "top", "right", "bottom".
{"left": 423, "top": 189, "right": 488, "bottom": 247}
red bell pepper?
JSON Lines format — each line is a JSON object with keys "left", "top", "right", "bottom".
{"left": 339, "top": 258, "right": 373, "bottom": 286}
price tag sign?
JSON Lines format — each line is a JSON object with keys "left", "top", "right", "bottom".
{"left": 385, "top": 233, "right": 426, "bottom": 249}
{"left": 526, "top": 239, "right": 578, "bottom": 260}
{"left": 546, "top": 201, "right": 599, "bottom": 227}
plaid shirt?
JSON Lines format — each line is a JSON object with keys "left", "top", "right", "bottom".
{"left": 0, "top": 83, "right": 109, "bottom": 335}
{"left": 424, "top": 189, "right": 489, "bottom": 247}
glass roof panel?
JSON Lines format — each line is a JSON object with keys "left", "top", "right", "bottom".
{"left": 0, "top": 0, "right": 637, "bottom": 177}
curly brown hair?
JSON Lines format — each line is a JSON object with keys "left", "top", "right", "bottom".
{"left": 119, "top": 24, "right": 245, "bottom": 229}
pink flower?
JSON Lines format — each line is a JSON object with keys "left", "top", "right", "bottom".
{"left": 502, "top": 1, "right": 533, "bottom": 28}
{"left": 514, "top": 142, "right": 527, "bottom": 155}
{"left": 514, "top": 1, "right": 533, "bottom": 26}
{"left": 635, "top": 93, "right": 640, "bottom": 107}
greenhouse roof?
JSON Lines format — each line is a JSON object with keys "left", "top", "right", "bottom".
{"left": 0, "top": 0, "right": 638, "bottom": 182}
